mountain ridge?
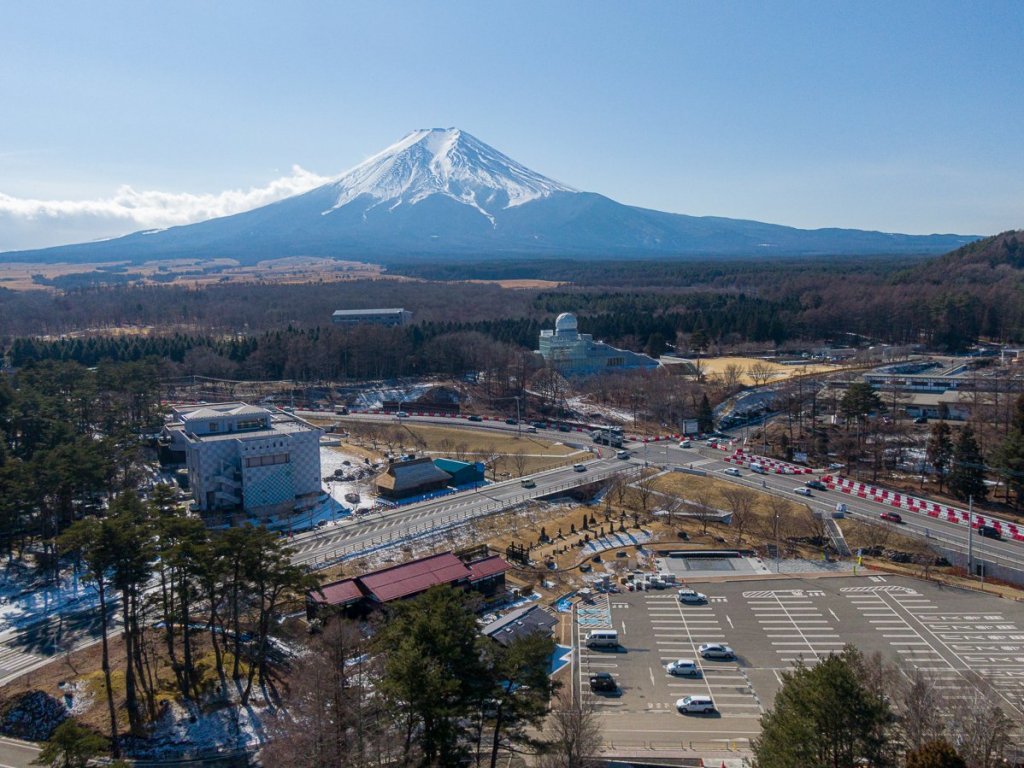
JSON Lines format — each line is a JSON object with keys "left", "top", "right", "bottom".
{"left": 0, "top": 128, "right": 979, "bottom": 264}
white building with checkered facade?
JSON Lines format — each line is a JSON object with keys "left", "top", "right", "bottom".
{"left": 164, "top": 403, "right": 322, "bottom": 519}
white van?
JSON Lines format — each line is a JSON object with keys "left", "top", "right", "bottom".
{"left": 676, "top": 694, "right": 716, "bottom": 714}
{"left": 573, "top": 463, "right": 587, "bottom": 472}
{"left": 584, "top": 629, "right": 619, "bottom": 648}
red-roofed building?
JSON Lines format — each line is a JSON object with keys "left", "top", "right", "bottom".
{"left": 308, "top": 550, "right": 510, "bottom": 619}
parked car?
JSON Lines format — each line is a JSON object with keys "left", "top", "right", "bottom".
{"left": 589, "top": 672, "right": 617, "bottom": 692}
{"left": 793, "top": 487, "right": 812, "bottom": 497}
{"left": 722, "top": 467, "right": 741, "bottom": 477}
{"left": 880, "top": 511, "right": 903, "bottom": 523}
{"left": 666, "top": 659, "right": 702, "bottom": 677}
{"left": 805, "top": 480, "right": 828, "bottom": 491}
{"left": 676, "top": 695, "right": 716, "bottom": 714}
{"left": 698, "top": 643, "right": 735, "bottom": 660}
{"left": 677, "top": 588, "right": 708, "bottom": 604}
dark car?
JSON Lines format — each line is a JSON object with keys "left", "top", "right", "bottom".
{"left": 805, "top": 480, "right": 828, "bottom": 491}
{"left": 978, "top": 525, "right": 1002, "bottom": 540}
{"left": 505, "top": 418, "right": 518, "bottom": 425}
{"left": 467, "top": 415, "right": 483, "bottom": 422}
{"left": 913, "top": 416, "right": 928, "bottom": 424}
{"left": 880, "top": 511, "right": 903, "bottom": 524}
{"left": 589, "top": 672, "right": 617, "bottom": 692}
{"left": 557, "top": 424, "right": 571, "bottom": 432}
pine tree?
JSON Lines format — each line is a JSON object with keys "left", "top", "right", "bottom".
{"left": 948, "top": 426, "right": 987, "bottom": 502}
{"left": 926, "top": 421, "right": 954, "bottom": 493}
{"left": 697, "top": 394, "right": 714, "bottom": 433}
{"left": 753, "top": 646, "right": 893, "bottom": 768}
{"left": 905, "top": 739, "right": 966, "bottom": 768}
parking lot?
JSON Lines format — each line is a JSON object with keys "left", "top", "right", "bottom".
{"left": 573, "top": 573, "right": 1024, "bottom": 752}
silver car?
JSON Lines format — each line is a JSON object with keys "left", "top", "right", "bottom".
{"left": 698, "top": 643, "right": 735, "bottom": 660}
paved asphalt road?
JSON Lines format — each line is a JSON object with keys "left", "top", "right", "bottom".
{"left": 0, "top": 737, "right": 39, "bottom": 768}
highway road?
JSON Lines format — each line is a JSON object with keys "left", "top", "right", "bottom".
{"left": 638, "top": 438, "right": 1024, "bottom": 572}
{"left": 0, "top": 736, "right": 39, "bottom": 768}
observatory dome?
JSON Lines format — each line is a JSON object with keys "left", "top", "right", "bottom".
{"left": 554, "top": 312, "right": 578, "bottom": 335}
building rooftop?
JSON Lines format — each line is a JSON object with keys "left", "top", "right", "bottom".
{"left": 376, "top": 457, "right": 453, "bottom": 493}
{"left": 359, "top": 552, "right": 471, "bottom": 603}
{"left": 482, "top": 605, "right": 558, "bottom": 647}
{"left": 313, "top": 578, "right": 363, "bottom": 607}
{"left": 332, "top": 308, "right": 408, "bottom": 316}
{"left": 467, "top": 555, "right": 511, "bottom": 582}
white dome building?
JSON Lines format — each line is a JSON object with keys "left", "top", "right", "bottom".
{"left": 537, "top": 312, "right": 659, "bottom": 375}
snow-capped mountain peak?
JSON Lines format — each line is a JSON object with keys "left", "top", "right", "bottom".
{"left": 325, "top": 128, "right": 575, "bottom": 220}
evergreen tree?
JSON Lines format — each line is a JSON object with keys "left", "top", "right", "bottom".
{"left": 753, "top": 646, "right": 893, "bottom": 768}
{"left": 926, "top": 421, "right": 954, "bottom": 493}
{"left": 948, "top": 426, "right": 987, "bottom": 502}
{"left": 34, "top": 718, "right": 107, "bottom": 768}
{"left": 839, "top": 382, "right": 883, "bottom": 425}
{"left": 905, "top": 740, "right": 966, "bottom": 768}
{"left": 697, "top": 393, "right": 714, "bottom": 433}
{"left": 376, "top": 586, "right": 489, "bottom": 767}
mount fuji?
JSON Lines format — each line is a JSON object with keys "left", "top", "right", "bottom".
{"left": 2, "top": 128, "right": 976, "bottom": 264}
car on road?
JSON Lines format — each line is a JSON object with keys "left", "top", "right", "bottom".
{"left": 677, "top": 588, "right": 707, "bottom": 604}
{"left": 676, "top": 695, "right": 716, "bottom": 714}
{"left": 573, "top": 463, "right": 587, "bottom": 472}
{"left": 666, "top": 659, "right": 702, "bottom": 677}
{"left": 589, "top": 672, "right": 617, "bottom": 692}
{"left": 678, "top": 440, "right": 692, "bottom": 448}
{"left": 805, "top": 480, "right": 828, "bottom": 491}
{"left": 467, "top": 415, "right": 483, "bottom": 422}
{"left": 722, "top": 467, "right": 741, "bottom": 477}
{"left": 526, "top": 426, "right": 537, "bottom": 433}
{"left": 557, "top": 424, "right": 571, "bottom": 432}
{"left": 505, "top": 418, "right": 518, "bottom": 425}
{"left": 880, "top": 511, "right": 903, "bottom": 523}
{"left": 616, "top": 450, "right": 630, "bottom": 459}
{"left": 913, "top": 416, "right": 928, "bottom": 424}
{"left": 521, "top": 479, "right": 536, "bottom": 488}
{"left": 793, "top": 487, "right": 812, "bottom": 497}
{"left": 978, "top": 525, "right": 1002, "bottom": 540}
{"left": 395, "top": 411, "right": 409, "bottom": 418}
{"left": 698, "top": 643, "right": 735, "bottom": 660}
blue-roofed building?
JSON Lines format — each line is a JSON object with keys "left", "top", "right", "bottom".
{"left": 433, "top": 458, "right": 485, "bottom": 486}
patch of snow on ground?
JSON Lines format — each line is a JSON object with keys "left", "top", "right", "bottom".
{"left": 0, "top": 561, "right": 101, "bottom": 631}
{"left": 352, "top": 383, "right": 432, "bottom": 411}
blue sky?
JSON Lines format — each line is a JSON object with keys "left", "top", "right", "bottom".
{"left": 1, "top": 1, "right": 1022, "bottom": 250}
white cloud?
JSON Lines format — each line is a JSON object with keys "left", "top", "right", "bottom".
{"left": 0, "top": 166, "right": 335, "bottom": 252}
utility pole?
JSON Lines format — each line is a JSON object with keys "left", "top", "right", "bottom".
{"left": 967, "top": 495, "right": 974, "bottom": 574}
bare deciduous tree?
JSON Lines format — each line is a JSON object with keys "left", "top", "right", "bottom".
{"left": 687, "top": 479, "right": 718, "bottom": 535}
{"left": 747, "top": 361, "right": 777, "bottom": 387}
{"left": 721, "top": 486, "right": 756, "bottom": 545}
{"left": 538, "top": 690, "right": 605, "bottom": 768}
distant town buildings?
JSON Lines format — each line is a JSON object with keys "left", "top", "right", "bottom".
{"left": 537, "top": 312, "right": 659, "bottom": 375}
{"left": 331, "top": 308, "right": 413, "bottom": 327}
{"left": 162, "top": 402, "right": 322, "bottom": 520}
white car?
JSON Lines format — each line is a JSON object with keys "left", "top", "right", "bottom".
{"left": 676, "top": 695, "right": 716, "bottom": 714}
{"left": 793, "top": 486, "right": 812, "bottom": 497}
{"left": 722, "top": 467, "right": 741, "bottom": 477}
{"left": 677, "top": 588, "right": 707, "bottom": 604}
{"left": 698, "top": 643, "right": 735, "bottom": 660}
{"left": 666, "top": 659, "right": 702, "bottom": 677}
{"left": 678, "top": 440, "right": 692, "bottom": 448}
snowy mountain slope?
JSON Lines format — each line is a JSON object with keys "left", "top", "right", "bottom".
{"left": 0, "top": 129, "right": 978, "bottom": 264}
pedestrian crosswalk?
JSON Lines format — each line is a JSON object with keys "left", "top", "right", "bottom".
{"left": 0, "top": 645, "right": 45, "bottom": 681}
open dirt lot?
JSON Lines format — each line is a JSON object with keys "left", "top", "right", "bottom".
{"left": 686, "top": 356, "right": 843, "bottom": 385}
